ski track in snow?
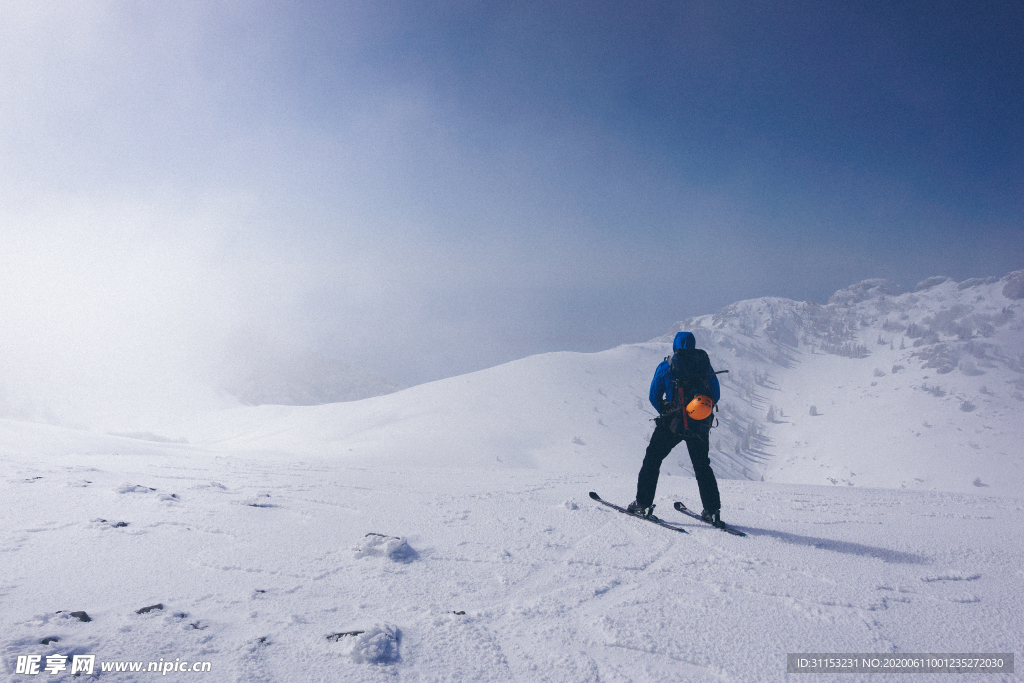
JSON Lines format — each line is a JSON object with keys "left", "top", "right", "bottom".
{"left": 1, "top": 449, "right": 1021, "bottom": 683}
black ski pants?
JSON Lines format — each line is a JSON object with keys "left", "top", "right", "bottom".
{"left": 635, "top": 417, "right": 721, "bottom": 513}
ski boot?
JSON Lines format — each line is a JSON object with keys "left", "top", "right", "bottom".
{"left": 701, "top": 508, "right": 723, "bottom": 528}
{"left": 627, "top": 501, "right": 657, "bottom": 520}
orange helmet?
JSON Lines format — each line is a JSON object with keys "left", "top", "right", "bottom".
{"left": 685, "top": 395, "right": 714, "bottom": 420}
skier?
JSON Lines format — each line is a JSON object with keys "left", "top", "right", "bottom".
{"left": 628, "top": 331, "right": 724, "bottom": 526}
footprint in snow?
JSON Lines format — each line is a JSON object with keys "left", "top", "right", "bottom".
{"left": 90, "top": 518, "right": 130, "bottom": 529}
{"left": 116, "top": 483, "right": 157, "bottom": 494}
{"left": 921, "top": 573, "right": 982, "bottom": 582}
{"left": 241, "top": 493, "right": 277, "bottom": 508}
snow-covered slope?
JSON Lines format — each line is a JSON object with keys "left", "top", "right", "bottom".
{"left": 1, "top": 271, "right": 1021, "bottom": 682}
{"left": 1, "top": 445, "right": 1021, "bottom": 682}
{"left": 176, "top": 270, "right": 1024, "bottom": 497}
{"left": 659, "top": 271, "right": 1024, "bottom": 495}
{"left": 187, "top": 343, "right": 666, "bottom": 472}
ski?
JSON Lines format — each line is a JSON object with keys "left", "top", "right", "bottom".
{"left": 673, "top": 501, "right": 746, "bottom": 536}
{"left": 589, "top": 492, "right": 688, "bottom": 533}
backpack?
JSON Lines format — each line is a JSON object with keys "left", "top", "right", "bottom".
{"left": 665, "top": 348, "right": 715, "bottom": 436}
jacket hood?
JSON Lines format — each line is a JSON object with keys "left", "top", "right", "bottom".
{"left": 673, "top": 331, "right": 696, "bottom": 351}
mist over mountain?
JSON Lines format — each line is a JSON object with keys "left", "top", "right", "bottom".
{"left": 216, "top": 339, "right": 402, "bottom": 407}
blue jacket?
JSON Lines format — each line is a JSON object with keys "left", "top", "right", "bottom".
{"left": 649, "top": 331, "right": 721, "bottom": 414}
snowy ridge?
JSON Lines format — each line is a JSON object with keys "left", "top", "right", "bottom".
{"left": 183, "top": 270, "right": 1024, "bottom": 496}
{"left": 655, "top": 271, "right": 1024, "bottom": 494}
{"left": 188, "top": 344, "right": 669, "bottom": 472}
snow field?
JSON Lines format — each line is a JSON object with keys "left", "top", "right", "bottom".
{"left": 1, "top": 446, "right": 1020, "bottom": 682}
{"left": 1, "top": 272, "right": 1022, "bottom": 681}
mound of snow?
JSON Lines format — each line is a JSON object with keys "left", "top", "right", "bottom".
{"left": 338, "top": 624, "right": 400, "bottom": 665}
{"left": 353, "top": 533, "right": 416, "bottom": 563}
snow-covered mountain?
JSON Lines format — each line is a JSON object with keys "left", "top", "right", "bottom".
{"left": 183, "top": 269, "right": 1024, "bottom": 497}
{"left": 1, "top": 271, "right": 1021, "bottom": 682}
{"left": 658, "top": 270, "right": 1024, "bottom": 494}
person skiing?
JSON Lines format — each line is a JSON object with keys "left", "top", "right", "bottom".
{"left": 627, "top": 331, "right": 725, "bottom": 526}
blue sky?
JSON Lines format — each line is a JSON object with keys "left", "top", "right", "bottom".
{"left": 1, "top": 0, "right": 1021, "bottom": 395}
